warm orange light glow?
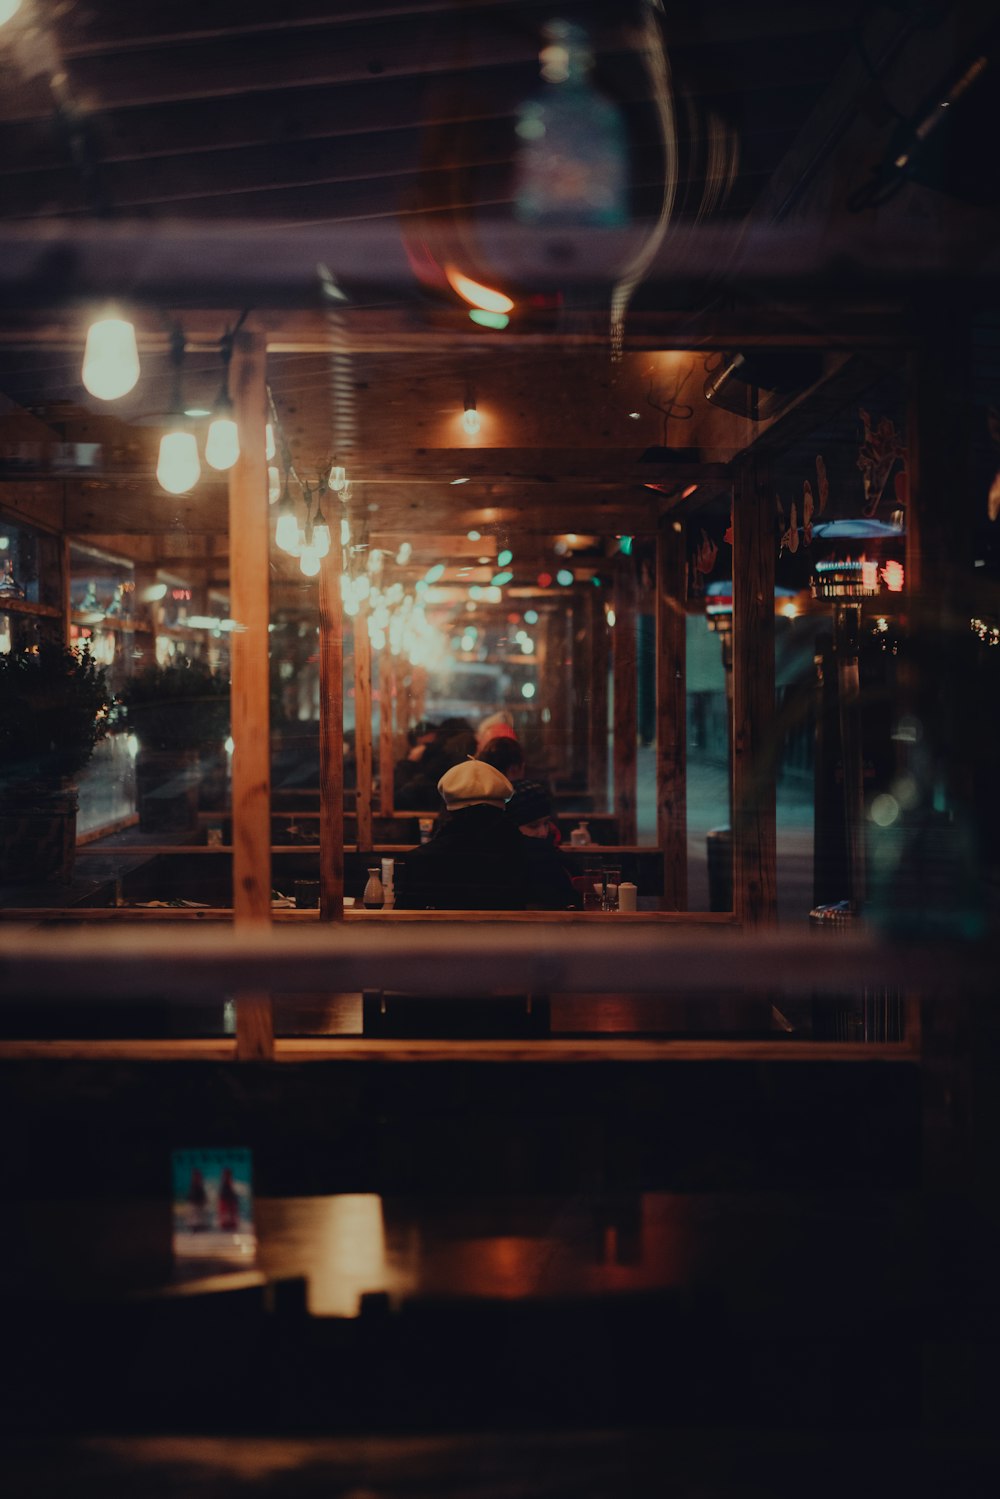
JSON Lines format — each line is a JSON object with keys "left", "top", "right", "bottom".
{"left": 882, "top": 560, "right": 905, "bottom": 592}
{"left": 445, "top": 265, "right": 515, "bottom": 314}
{"left": 861, "top": 559, "right": 879, "bottom": 592}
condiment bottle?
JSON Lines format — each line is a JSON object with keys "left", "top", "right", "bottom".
{"left": 363, "top": 868, "right": 385, "bottom": 909}
{"left": 570, "top": 821, "right": 591, "bottom": 847}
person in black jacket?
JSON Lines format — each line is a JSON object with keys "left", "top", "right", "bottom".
{"left": 397, "top": 759, "right": 529, "bottom": 910}
{"left": 505, "top": 780, "right": 578, "bottom": 910}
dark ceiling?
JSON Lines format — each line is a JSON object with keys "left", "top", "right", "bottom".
{"left": 0, "top": 0, "right": 864, "bottom": 227}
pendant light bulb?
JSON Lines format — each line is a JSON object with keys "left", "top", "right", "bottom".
{"left": 82, "top": 316, "right": 140, "bottom": 401}
{"left": 205, "top": 413, "right": 240, "bottom": 471}
{"left": 330, "top": 464, "right": 347, "bottom": 493}
{"left": 462, "top": 403, "right": 480, "bottom": 436}
{"left": 157, "top": 427, "right": 200, "bottom": 495}
{"left": 299, "top": 546, "right": 321, "bottom": 578}
{"left": 312, "top": 519, "right": 331, "bottom": 558}
{"left": 265, "top": 423, "right": 276, "bottom": 461}
{"left": 275, "top": 510, "right": 300, "bottom": 554}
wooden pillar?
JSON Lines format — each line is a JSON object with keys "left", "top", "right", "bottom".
{"left": 379, "top": 645, "right": 395, "bottom": 816}
{"left": 318, "top": 528, "right": 345, "bottom": 921}
{"left": 656, "top": 516, "right": 687, "bottom": 909}
{"left": 546, "top": 605, "right": 570, "bottom": 780}
{"left": 411, "top": 665, "right": 427, "bottom": 726}
{"left": 612, "top": 556, "right": 638, "bottom": 845}
{"left": 588, "top": 589, "right": 609, "bottom": 808}
{"left": 353, "top": 599, "right": 374, "bottom": 853}
{"left": 228, "top": 328, "right": 273, "bottom": 1058}
{"left": 396, "top": 670, "right": 413, "bottom": 759}
{"left": 732, "top": 460, "right": 777, "bottom": 927}
{"left": 570, "top": 599, "right": 589, "bottom": 784}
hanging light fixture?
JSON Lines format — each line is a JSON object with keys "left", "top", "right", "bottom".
{"left": 462, "top": 385, "right": 481, "bottom": 436}
{"left": 312, "top": 480, "right": 331, "bottom": 559}
{"left": 329, "top": 462, "right": 347, "bottom": 493}
{"left": 82, "top": 311, "right": 140, "bottom": 401}
{"left": 205, "top": 331, "right": 240, "bottom": 471}
{"left": 275, "top": 474, "right": 301, "bottom": 554}
{"left": 156, "top": 329, "right": 200, "bottom": 495}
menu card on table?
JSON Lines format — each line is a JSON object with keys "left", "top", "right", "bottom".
{"left": 171, "top": 1147, "right": 257, "bottom": 1263}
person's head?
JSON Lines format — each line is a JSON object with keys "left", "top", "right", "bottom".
{"left": 437, "top": 758, "right": 514, "bottom": 812}
{"left": 476, "top": 711, "right": 517, "bottom": 753}
{"left": 407, "top": 719, "right": 438, "bottom": 748}
{"left": 505, "top": 780, "right": 553, "bottom": 839}
{"left": 477, "top": 735, "right": 525, "bottom": 781}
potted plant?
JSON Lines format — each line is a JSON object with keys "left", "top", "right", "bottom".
{"left": 0, "top": 642, "right": 111, "bottom": 883}
{"left": 118, "top": 658, "right": 230, "bottom": 831}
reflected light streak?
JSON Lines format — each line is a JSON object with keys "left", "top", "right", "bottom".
{"left": 444, "top": 264, "right": 515, "bottom": 314}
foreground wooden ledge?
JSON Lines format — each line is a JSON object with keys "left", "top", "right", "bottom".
{"left": 0, "top": 921, "right": 994, "bottom": 1002}
{"left": 0, "top": 1037, "right": 919, "bottom": 1064}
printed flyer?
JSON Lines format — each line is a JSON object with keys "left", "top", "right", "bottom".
{"left": 171, "top": 1147, "right": 257, "bottom": 1262}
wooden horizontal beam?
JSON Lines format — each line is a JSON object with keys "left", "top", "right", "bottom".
{"left": 0, "top": 922, "right": 995, "bottom": 999}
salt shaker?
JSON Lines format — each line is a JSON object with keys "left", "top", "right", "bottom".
{"left": 617, "top": 881, "right": 638, "bottom": 913}
{"left": 570, "top": 821, "right": 592, "bottom": 847}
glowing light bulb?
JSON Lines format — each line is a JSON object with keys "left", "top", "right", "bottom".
{"left": 462, "top": 406, "right": 481, "bottom": 436}
{"left": 425, "top": 563, "right": 445, "bottom": 584}
{"left": 330, "top": 465, "right": 347, "bottom": 492}
{"left": 524, "top": 610, "right": 538, "bottom": 624}
{"left": 156, "top": 428, "right": 200, "bottom": 494}
{"left": 340, "top": 518, "right": 351, "bottom": 546}
{"left": 275, "top": 511, "right": 300, "bottom": 553}
{"left": 299, "top": 546, "right": 321, "bottom": 577}
{"left": 521, "top": 682, "right": 536, "bottom": 699}
{"left": 82, "top": 317, "right": 140, "bottom": 401}
{"left": 265, "top": 423, "right": 276, "bottom": 461}
{"left": 395, "top": 541, "right": 412, "bottom": 565}
{"left": 268, "top": 466, "right": 281, "bottom": 503}
{"left": 312, "top": 520, "right": 331, "bottom": 558}
{"left": 205, "top": 414, "right": 240, "bottom": 471}
{"left": 556, "top": 568, "right": 574, "bottom": 586}
{"left": 497, "top": 548, "right": 513, "bottom": 567}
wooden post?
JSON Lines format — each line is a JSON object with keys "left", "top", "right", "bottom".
{"left": 546, "top": 605, "right": 570, "bottom": 782}
{"left": 613, "top": 556, "right": 638, "bottom": 845}
{"left": 379, "top": 645, "right": 395, "bottom": 816}
{"left": 732, "top": 460, "right": 777, "bottom": 927}
{"left": 656, "top": 516, "right": 687, "bottom": 909}
{"left": 570, "top": 599, "right": 589, "bottom": 785}
{"left": 228, "top": 329, "right": 273, "bottom": 1058}
{"left": 396, "top": 670, "right": 413, "bottom": 760}
{"left": 353, "top": 599, "right": 374, "bottom": 853}
{"left": 588, "top": 590, "right": 609, "bottom": 809}
{"left": 411, "top": 665, "right": 427, "bottom": 726}
{"left": 319, "top": 527, "right": 345, "bottom": 921}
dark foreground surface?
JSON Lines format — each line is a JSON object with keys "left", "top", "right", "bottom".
{"left": 1, "top": 1023, "right": 999, "bottom": 1493}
